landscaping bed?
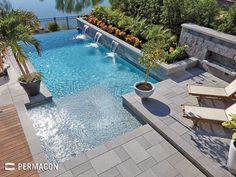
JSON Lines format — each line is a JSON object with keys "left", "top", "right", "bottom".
{"left": 77, "top": 18, "right": 198, "bottom": 80}
{"left": 82, "top": 6, "right": 188, "bottom": 64}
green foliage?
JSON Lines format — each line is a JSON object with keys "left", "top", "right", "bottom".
{"left": 140, "top": 40, "right": 165, "bottom": 82}
{"left": 163, "top": 45, "right": 188, "bottom": 64}
{"left": 0, "top": 9, "right": 41, "bottom": 81}
{"left": 160, "top": 0, "right": 185, "bottom": 34}
{"left": 218, "top": 4, "right": 236, "bottom": 35}
{"left": 92, "top": 6, "right": 176, "bottom": 46}
{"left": 110, "top": 0, "right": 163, "bottom": 24}
{"left": 185, "top": 0, "right": 218, "bottom": 28}
{"left": 93, "top": 6, "right": 123, "bottom": 26}
{"left": 222, "top": 114, "right": 236, "bottom": 141}
{"left": 47, "top": 22, "right": 59, "bottom": 32}
{"left": 144, "top": 25, "right": 177, "bottom": 48}
{"left": 18, "top": 72, "right": 42, "bottom": 83}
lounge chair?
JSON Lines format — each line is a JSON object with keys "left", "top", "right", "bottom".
{"left": 187, "top": 79, "right": 236, "bottom": 101}
{"left": 182, "top": 103, "right": 236, "bottom": 126}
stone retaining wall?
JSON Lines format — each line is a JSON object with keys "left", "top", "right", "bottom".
{"left": 180, "top": 23, "right": 236, "bottom": 82}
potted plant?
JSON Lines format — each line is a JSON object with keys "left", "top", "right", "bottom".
{"left": 19, "top": 72, "right": 42, "bottom": 96}
{"left": 222, "top": 114, "right": 236, "bottom": 174}
{"left": 134, "top": 41, "right": 164, "bottom": 99}
{"left": 0, "top": 9, "right": 42, "bottom": 96}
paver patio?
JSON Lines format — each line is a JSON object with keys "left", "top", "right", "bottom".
{"left": 123, "top": 67, "right": 234, "bottom": 177}
{"left": 39, "top": 124, "right": 205, "bottom": 177}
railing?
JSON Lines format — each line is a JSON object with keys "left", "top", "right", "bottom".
{"left": 39, "top": 16, "right": 80, "bottom": 29}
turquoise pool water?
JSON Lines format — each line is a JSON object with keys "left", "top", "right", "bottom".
{"left": 26, "top": 30, "right": 157, "bottom": 163}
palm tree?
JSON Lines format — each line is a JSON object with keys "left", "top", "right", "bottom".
{"left": 0, "top": 9, "right": 42, "bottom": 82}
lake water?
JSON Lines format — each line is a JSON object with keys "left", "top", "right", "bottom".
{"left": 8, "top": 0, "right": 110, "bottom": 18}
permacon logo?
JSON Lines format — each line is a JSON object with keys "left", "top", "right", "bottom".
{"left": 4, "top": 162, "right": 58, "bottom": 171}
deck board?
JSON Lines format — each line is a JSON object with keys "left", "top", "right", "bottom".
{"left": 0, "top": 104, "right": 39, "bottom": 177}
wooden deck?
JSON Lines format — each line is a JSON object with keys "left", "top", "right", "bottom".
{"left": 0, "top": 104, "right": 39, "bottom": 177}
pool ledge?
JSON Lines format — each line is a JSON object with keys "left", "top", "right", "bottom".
{"left": 7, "top": 49, "right": 53, "bottom": 109}
{"left": 77, "top": 18, "right": 198, "bottom": 80}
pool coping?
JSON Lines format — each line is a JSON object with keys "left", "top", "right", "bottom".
{"left": 77, "top": 18, "right": 198, "bottom": 80}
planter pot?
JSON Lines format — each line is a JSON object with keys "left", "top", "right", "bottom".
{"left": 228, "top": 140, "right": 236, "bottom": 174}
{"left": 134, "top": 81, "right": 155, "bottom": 99}
{"left": 19, "top": 79, "right": 41, "bottom": 96}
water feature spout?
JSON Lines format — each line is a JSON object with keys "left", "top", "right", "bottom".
{"left": 106, "top": 40, "right": 119, "bottom": 64}
{"left": 110, "top": 40, "right": 119, "bottom": 53}
{"left": 94, "top": 32, "right": 102, "bottom": 44}
{"left": 86, "top": 32, "right": 102, "bottom": 48}
{"left": 82, "top": 25, "right": 89, "bottom": 35}
{"left": 74, "top": 25, "right": 89, "bottom": 40}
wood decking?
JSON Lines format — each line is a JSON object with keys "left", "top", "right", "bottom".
{"left": 0, "top": 104, "right": 39, "bottom": 177}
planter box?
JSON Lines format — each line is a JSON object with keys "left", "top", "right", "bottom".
{"left": 77, "top": 18, "right": 198, "bottom": 80}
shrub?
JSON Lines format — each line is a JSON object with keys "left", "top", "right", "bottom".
{"left": 46, "top": 22, "right": 59, "bottom": 32}
{"left": 218, "top": 4, "right": 236, "bottom": 35}
{"left": 144, "top": 25, "right": 177, "bottom": 48}
{"left": 185, "top": 0, "right": 218, "bottom": 28}
{"left": 163, "top": 45, "right": 188, "bottom": 64}
{"left": 110, "top": 0, "right": 163, "bottom": 24}
{"left": 160, "top": 0, "right": 186, "bottom": 35}
{"left": 160, "top": 0, "right": 219, "bottom": 34}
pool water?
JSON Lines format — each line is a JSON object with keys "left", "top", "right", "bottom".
{"left": 25, "top": 30, "right": 157, "bottom": 163}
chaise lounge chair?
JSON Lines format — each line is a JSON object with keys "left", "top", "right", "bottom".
{"left": 182, "top": 103, "right": 236, "bottom": 126}
{"left": 187, "top": 79, "right": 236, "bottom": 101}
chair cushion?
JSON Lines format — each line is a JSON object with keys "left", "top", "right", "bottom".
{"left": 183, "top": 105, "right": 228, "bottom": 122}
{"left": 188, "top": 85, "right": 227, "bottom": 97}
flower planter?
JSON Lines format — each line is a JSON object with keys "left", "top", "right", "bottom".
{"left": 134, "top": 81, "right": 155, "bottom": 99}
{"left": 228, "top": 140, "right": 236, "bottom": 174}
{"left": 19, "top": 79, "right": 41, "bottom": 96}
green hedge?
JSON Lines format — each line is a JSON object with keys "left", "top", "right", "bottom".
{"left": 110, "top": 0, "right": 235, "bottom": 36}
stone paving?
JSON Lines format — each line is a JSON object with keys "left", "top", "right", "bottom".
{"left": 39, "top": 124, "right": 205, "bottom": 177}
{"left": 123, "top": 67, "right": 234, "bottom": 177}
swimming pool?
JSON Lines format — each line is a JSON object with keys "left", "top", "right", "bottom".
{"left": 25, "top": 30, "right": 157, "bottom": 163}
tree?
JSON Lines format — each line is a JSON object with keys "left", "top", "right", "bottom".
{"left": 140, "top": 40, "right": 165, "bottom": 86}
{"left": 0, "top": 9, "right": 41, "bottom": 82}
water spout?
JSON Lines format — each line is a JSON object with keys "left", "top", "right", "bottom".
{"left": 82, "top": 25, "right": 89, "bottom": 35}
{"left": 94, "top": 32, "right": 102, "bottom": 44}
{"left": 74, "top": 25, "right": 89, "bottom": 40}
{"left": 110, "top": 41, "right": 119, "bottom": 53}
{"left": 86, "top": 32, "right": 102, "bottom": 48}
{"left": 106, "top": 41, "right": 119, "bottom": 64}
